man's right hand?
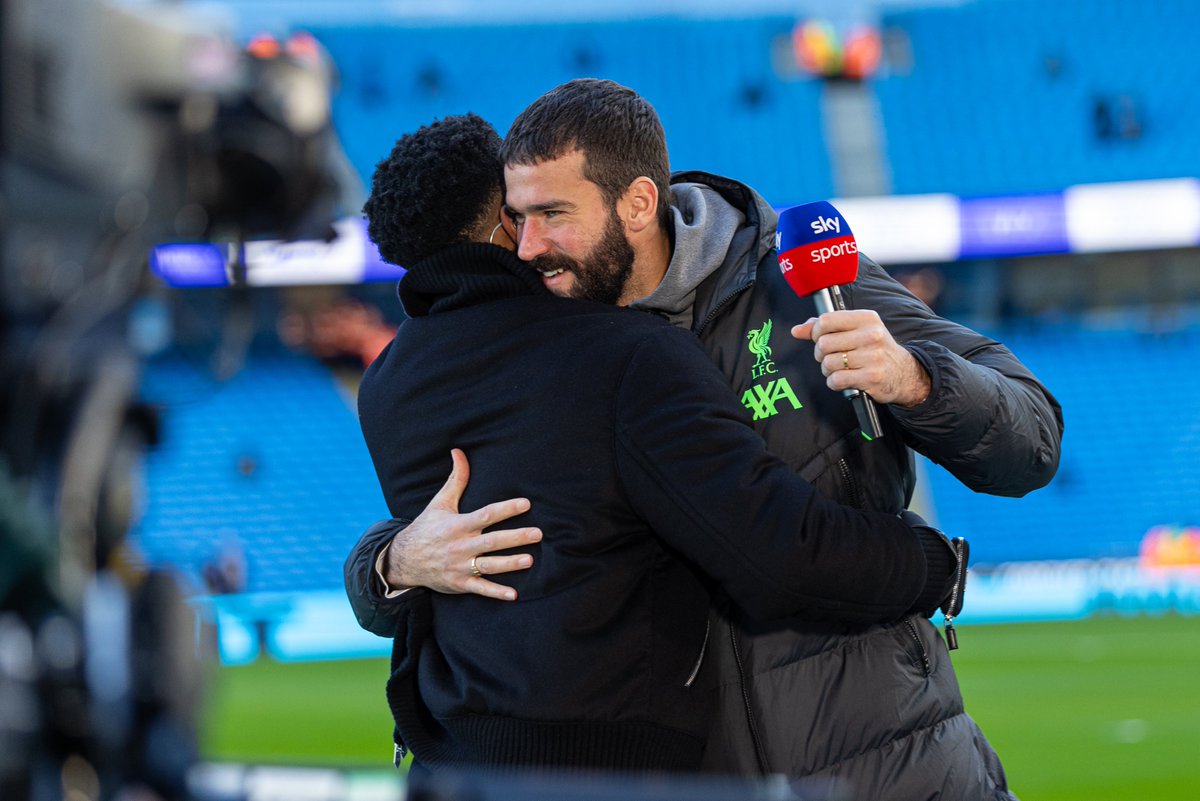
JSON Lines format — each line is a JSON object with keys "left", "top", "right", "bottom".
{"left": 791, "top": 311, "right": 932, "bottom": 408}
{"left": 381, "top": 448, "right": 542, "bottom": 601}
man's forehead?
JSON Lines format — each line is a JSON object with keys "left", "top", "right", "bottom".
{"left": 504, "top": 150, "right": 597, "bottom": 206}
{"left": 504, "top": 143, "right": 583, "bottom": 172}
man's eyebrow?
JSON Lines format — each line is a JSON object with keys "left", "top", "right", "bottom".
{"left": 510, "top": 199, "right": 576, "bottom": 214}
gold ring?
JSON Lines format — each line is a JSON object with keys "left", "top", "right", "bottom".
{"left": 469, "top": 556, "right": 482, "bottom": 577}
{"left": 842, "top": 353, "right": 850, "bottom": 370}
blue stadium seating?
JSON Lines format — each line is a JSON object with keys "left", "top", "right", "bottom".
{"left": 921, "top": 322, "right": 1200, "bottom": 565}
{"left": 876, "top": 0, "right": 1200, "bottom": 196}
{"left": 128, "top": 350, "right": 388, "bottom": 595}
{"left": 129, "top": 7, "right": 1200, "bottom": 601}
{"left": 130, "top": 322, "right": 1200, "bottom": 592}
{"left": 296, "top": 3, "right": 1200, "bottom": 202}
{"left": 312, "top": 16, "right": 834, "bottom": 207}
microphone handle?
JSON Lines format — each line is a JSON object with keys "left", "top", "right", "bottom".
{"left": 813, "top": 286, "right": 885, "bottom": 441}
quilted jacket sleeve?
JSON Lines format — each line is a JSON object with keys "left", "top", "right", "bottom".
{"left": 851, "top": 255, "right": 1064, "bottom": 497}
{"left": 343, "top": 517, "right": 417, "bottom": 636}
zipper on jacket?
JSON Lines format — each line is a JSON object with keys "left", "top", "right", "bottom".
{"left": 684, "top": 619, "right": 711, "bottom": 687}
{"left": 901, "top": 617, "right": 932, "bottom": 677}
{"left": 695, "top": 282, "right": 755, "bottom": 336}
{"left": 836, "top": 457, "right": 863, "bottom": 509}
{"left": 942, "top": 537, "right": 970, "bottom": 651}
{"left": 729, "top": 622, "right": 771, "bottom": 775}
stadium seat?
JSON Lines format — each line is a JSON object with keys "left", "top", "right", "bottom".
{"left": 129, "top": 350, "right": 387, "bottom": 595}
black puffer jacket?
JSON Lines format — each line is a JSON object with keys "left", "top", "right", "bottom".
{"left": 660, "top": 171, "right": 1062, "bottom": 799}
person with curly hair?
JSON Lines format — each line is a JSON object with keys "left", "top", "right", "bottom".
{"left": 362, "top": 113, "right": 514, "bottom": 268}
{"left": 352, "top": 113, "right": 962, "bottom": 775}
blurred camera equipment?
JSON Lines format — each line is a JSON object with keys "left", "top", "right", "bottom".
{"left": 1, "top": 1, "right": 352, "bottom": 799}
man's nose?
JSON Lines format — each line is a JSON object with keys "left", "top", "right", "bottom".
{"left": 516, "top": 219, "right": 549, "bottom": 261}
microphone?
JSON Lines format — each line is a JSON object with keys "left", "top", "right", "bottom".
{"left": 776, "top": 200, "right": 884, "bottom": 441}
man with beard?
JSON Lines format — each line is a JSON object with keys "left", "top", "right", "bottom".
{"left": 347, "top": 81, "right": 1062, "bottom": 797}
{"left": 504, "top": 150, "right": 641, "bottom": 307}
{"left": 354, "top": 113, "right": 964, "bottom": 774}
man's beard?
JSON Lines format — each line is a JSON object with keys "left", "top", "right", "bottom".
{"left": 531, "top": 209, "right": 635, "bottom": 306}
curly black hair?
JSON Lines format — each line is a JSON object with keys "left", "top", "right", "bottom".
{"left": 363, "top": 113, "right": 503, "bottom": 267}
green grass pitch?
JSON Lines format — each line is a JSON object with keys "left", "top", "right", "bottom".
{"left": 199, "top": 613, "right": 1200, "bottom": 799}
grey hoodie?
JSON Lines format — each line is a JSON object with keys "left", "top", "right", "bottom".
{"left": 631, "top": 182, "right": 777, "bottom": 330}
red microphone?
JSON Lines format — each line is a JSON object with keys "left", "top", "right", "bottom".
{"left": 776, "top": 201, "right": 883, "bottom": 440}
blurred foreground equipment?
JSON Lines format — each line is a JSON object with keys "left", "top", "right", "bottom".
{"left": 1, "top": 1, "right": 353, "bottom": 798}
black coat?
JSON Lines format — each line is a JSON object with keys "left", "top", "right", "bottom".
{"left": 354, "top": 243, "right": 952, "bottom": 773}
{"left": 667, "top": 171, "right": 1062, "bottom": 798}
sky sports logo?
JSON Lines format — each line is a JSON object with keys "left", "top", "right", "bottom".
{"left": 775, "top": 212, "right": 857, "bottom": 265}
{"left": 776, "top": 201, "right": 861, "bottom": 294}
{"left": 809, "top": 215, "right": 842, "bottom": 235}
{"left": 808, "top": 238, "right": 858, "bottom": 263}
{"left": 777, "top": 234, "right": 858, "bottom": 269}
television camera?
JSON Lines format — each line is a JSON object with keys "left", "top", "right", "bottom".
{"left": 0, "top": 1, "right": 355, "bottom": 798}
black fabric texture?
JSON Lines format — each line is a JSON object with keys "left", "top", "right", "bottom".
{"left": 355, "top": 244, "right": 942, "bottom": 773}
{"left": 345, "top": 169, "right": 1063, "bottom": 797}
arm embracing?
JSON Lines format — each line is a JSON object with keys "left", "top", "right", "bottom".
{"left": 852, "top": 256, "right": 1063, "bottom": 496}
{"left": 346, "top": 449, "right": 545, "bottom": 637}
{"left": 344, "top": 518, "right": 413, "bottom": 637}
{"left": 613, "top": 328, "right": 953, "bottom": 623}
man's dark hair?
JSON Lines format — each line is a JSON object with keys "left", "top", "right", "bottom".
{"left": 363, "top": 113, "right": 503, "bottom": 267}
{"left": 502, "top": 79, "right": 672, "bottom": 230}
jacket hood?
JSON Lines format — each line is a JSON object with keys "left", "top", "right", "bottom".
{"left": 631, "top": 171, "right": 779, "bottom": 330}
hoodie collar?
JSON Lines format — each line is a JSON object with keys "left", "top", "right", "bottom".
{"left": 630, "top": 172, "right": 779, "bottom": 330}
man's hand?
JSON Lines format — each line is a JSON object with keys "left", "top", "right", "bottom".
{"left": 382, "top": 449, "right": 542, "bottom": 601}
{"left": 792, "top": 310, "right": 931, "bottom": 408}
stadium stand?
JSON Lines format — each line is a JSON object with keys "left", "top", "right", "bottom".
{"left": 129, "top": 321, "right": 1200, "bottom": 586}
{"left": 124, "top": 4, "right": 1200, "bottom": 653}
{"left": 875, "top": 0, "right": 1200, "bottom": 196}
{"left": 130, "top": 349, "right": 386, "bottom": 595}
{"left": 923, "top": 321, "right": 1200, "bottom": 565}
{"left": 303, "top": 1, "right": 1200, "bottom": 203}
{"left": 313, "top": 16, "right": 835, "bottom": 207}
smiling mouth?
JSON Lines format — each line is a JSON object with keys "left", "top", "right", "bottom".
{"left": 538, "top": 267, "right": 566, "bottom": 278}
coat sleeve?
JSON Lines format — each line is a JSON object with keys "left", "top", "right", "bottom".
{"left": 343, "top": 517, "right": 418, "bottom": 636}
{"left": 850, "top": 255, "right": 1064, "bottom": 497}
{"left": 612, "top": 326, "right": 948, "bottom": 623}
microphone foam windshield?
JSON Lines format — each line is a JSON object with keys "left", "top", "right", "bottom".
{"left": 776, "top": 200, "right": 860, "bottom": 297}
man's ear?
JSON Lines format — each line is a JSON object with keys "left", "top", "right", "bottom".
{"left": 620, "top": 176, "right": 660, "bottom": 234}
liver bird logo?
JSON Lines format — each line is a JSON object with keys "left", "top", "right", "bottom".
{"left": 747, "top": 319, "right": 773, "bottom": 364}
